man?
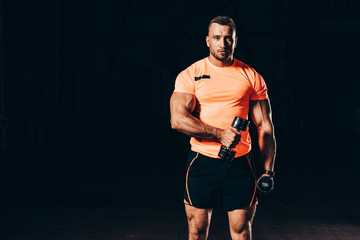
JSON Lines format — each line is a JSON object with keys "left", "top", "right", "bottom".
{"left": 170, "top": 16, "right": 276, "bottom": 240}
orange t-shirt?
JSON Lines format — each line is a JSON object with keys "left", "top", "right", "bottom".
{"left": 174, "top": 57, "right": 268, "bottom": 158}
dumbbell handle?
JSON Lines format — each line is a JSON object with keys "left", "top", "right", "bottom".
{"left": 218, "top": 117, "right": 249, "bottom": 160}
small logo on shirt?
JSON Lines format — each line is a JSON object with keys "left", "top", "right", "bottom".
{"left": 194, "top": 75, "right": 211, "bottom": 81}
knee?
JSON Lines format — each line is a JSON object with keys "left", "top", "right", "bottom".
{"left": 188, "top": 220, "right": 209, "bottom": 240}
{"left": 231, "top": 223, "right": 252, "bottom": 240}
{"left": 188, "top": 229, "right": 208, "bottom": 240}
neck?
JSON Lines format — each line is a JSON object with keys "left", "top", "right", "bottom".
{"left": 208, "top": 55, "right": 234, "bottom": 67}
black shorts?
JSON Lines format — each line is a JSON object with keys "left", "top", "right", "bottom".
{"left": 184, "top": 150, "right": 258, "bottom": 211}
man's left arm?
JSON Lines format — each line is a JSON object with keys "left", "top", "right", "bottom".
{"left": 250, "top": 99, "right": 276, "bottom": 177}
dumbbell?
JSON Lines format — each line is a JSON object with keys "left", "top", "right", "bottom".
{"left": 218, "top": 117, "right": 249, "bottom": 161}
{"left": 257, "top": 170, "right": 275, "bottom": 194}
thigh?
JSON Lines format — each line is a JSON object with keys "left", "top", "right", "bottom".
{"left": 185, "top": 204, "right": 213, "bottom": 237}
{"left": 221, "top": 155, "right": 258, "bottom": 210}
{"left": 185, "top": 151, "right": 225, "bottom": 208}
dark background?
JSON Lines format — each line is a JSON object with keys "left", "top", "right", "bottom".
{"left": 0, "top": 0, "right": 359, "bottom": 224}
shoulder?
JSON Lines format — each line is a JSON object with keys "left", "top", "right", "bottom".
{"left": 187, "top": 58, "right": 207, "bottom": 72}
{"left": 233, "top": 59, "right": 264, "bottom": 81}
{"left": 177, "top": 58, "right": 207, "bottom": 78}
{"left": 233, "top": 59, "right": 258, "bottom": 74}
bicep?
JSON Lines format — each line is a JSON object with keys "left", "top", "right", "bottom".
{"left": 250, "top": 99, "right": 273, "bottom": 130}
{"left": 170, "top": 92, "right": 196, "bottom": 117}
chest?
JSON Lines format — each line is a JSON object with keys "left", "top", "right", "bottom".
{"left": 194, "top": 70, "right": 253, "bottom": 104}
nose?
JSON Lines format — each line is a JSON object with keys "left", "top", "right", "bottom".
{"left": 219, "top": 38, "right": 225, "bottom": 48}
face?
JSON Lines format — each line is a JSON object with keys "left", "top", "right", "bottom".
{"left": 206, "top": 23, "right": 237, "bottom": 63}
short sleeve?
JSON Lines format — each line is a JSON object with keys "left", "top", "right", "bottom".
{"left": 174, "top": 68, "right": 195, "bottom": 95}
{"left": 250, "top": 71, "right": 268, "bottom": 100}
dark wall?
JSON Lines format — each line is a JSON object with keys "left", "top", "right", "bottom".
{"left": 1, "top": 0, "right": 359, "bottom": 205}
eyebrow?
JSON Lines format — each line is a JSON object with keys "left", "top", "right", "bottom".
{"left": 212, "top": 34, "right": 232, "bottom": 38}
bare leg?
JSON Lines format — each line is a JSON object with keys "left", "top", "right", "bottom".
{"left": 227, "top": 205, "right": 257, "bottom": 240}
{"left": 185, "top": 204, "right": 213, "bottom": 240}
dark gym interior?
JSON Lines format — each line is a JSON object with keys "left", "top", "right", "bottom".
{"left": 0, "top": 0, "right": 359, "bottom": 239}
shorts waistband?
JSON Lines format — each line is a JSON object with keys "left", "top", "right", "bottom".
{"left": 190, "top": 150, "right": 250, "bottom": 162}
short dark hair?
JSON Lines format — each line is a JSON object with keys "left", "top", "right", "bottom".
{"left": 208, "top": 16, "right": 236, "bottom": 35}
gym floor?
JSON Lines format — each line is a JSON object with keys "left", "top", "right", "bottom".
{"left": 1, "top": 185, "right": 359, "bottom": 240}
{"left": 1, "top": 134, "right": 359, "bottom": 240}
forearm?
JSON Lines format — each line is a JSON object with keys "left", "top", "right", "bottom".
{"left": 171, "top": 113, "right": 222, "bottom": 140}
{"left": 258, "top": 128, "right": 276, "bottom": 172}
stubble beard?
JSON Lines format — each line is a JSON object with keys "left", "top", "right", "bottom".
{"left": 210, "top": 48, "right": 232, "bottom": 63}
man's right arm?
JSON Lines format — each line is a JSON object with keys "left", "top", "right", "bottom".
{"left": 170, "top": 92, "right": 240, "bottom": 148}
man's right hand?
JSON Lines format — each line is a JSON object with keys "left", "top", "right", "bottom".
{"left": 219, "top": 127, "right": 241, "bottom": 148}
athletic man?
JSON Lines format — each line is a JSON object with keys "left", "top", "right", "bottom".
{"left": 170, "top": 16, "right": 276, "bottom": 240}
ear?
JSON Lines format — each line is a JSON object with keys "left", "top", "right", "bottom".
{"left": 234, "top": 37, "right": 238, "bottom": 48}
{"left": 206, "top": 36, "right": 209, "bottom": 47}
